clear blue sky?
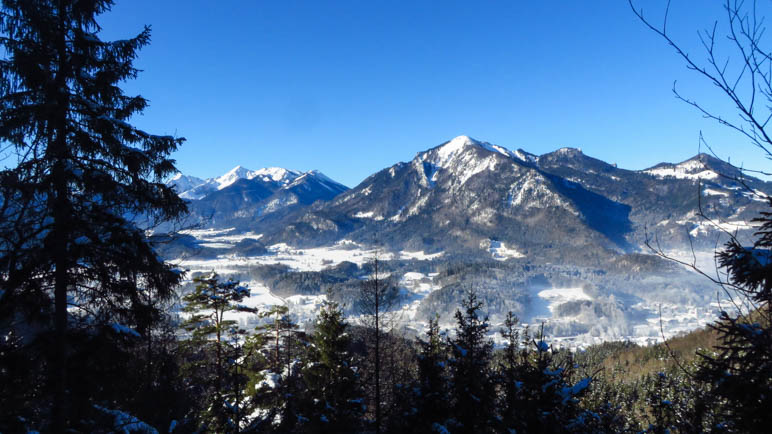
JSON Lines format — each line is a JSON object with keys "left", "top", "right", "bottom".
{"left": 98, "top": 0, "right": 768, "bottom": 187}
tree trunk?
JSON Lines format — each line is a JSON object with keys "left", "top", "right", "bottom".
{"left": 275, "top": 312, "right": 280, "bottom": 371}
{"left": 374, "top": 258, "right": 381, "bottom": 434}
{"left": 51, "top": 2, "right": 70, "bottom": 429}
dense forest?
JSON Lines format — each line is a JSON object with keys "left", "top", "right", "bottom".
{"left": 1, "top": 0, "right": 771, "bottom": 432}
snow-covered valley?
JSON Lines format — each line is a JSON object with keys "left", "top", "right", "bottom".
{"left": 169, "top": 228, "right": 724, "bottom": 350}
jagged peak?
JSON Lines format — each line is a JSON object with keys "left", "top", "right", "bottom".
{"left": 284, "top": 169, "right": 348, "bottom": 192}
{"left": 224, "top": 165, "right": 250, "bottom": 175}
{"left": 420, "top": 135, "right": 519, "bottom": 168}
{"left": 514, "top": 148, "right": 537, "bottom": 163}
{"left": 304, "top": 169, "right": 341, "bottom": 186}
{"left": 215, "top": 165, "right": 254, "bottom": 190}
{"left": 553, "top": 147, "right": 583, "bottom": 156}
{"left": 250, "top": 167, "right": 301, "bottom": 184}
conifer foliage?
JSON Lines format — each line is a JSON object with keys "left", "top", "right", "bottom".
{"left": 181, "top": 272, "right": 255, "bottom": 432}
{"left": 413, "top": 315, "right": 451, "bottom": 433}
{"left": 694, "top": 214, "right": 772, "bottom": 431}
{"left": 448, "top": 290, "right": 496, "bottom": 433}
{"left": 298, "top": 298, "right": 365, "bottom": 433}
{"left": 0, "top": 0, "right": 186, "bottom": 430}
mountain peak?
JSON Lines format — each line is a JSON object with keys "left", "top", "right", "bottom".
{"left": 643, "top": 153, "right": 743, "bottom": 181}
{"left": 251, "top": 167, "right": 300, "bottom": 184}
{"left": 555, "top": 147, "right": 583, "bottom": 156}
{"left": 216, "top": 165, "right": 253, "bottom": 189}
{"left": 445, "top": 134, "right": 478, "bottom": 147}
{"left": 227, "top": 165, "right": 249, "bottom": 174}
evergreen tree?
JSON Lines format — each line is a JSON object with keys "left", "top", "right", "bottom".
{"left": 0, "top": 0, "right": 186, "bottom": 430}
{"left": 497, "top": 311, "right": 522, "bottom": 432}
{"left": 693, "top": 214, "right": 772, "bottom": 432}
{"left": 245, "top": 304, "right": 304, "bottom": 433}
{"left": 181, "top": 272, "right": 256, "bottom": 432}
{"left": 412, "top": 314, "right": 451, "bottom": 433}
{"left": 256, "top": 304, "right": 298, "bottom": 373}
{"left": 448, "top": 289, "right": 495, "bottom": 434}
{"left": 500, "top": 324, "right": 593, "bottom": 433}
{"left": 297, "top": 298, "right": 364, "bottom": 433}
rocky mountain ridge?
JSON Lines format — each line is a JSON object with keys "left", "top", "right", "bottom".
{"left": 161, "top": 136, "right": 771, "bottom": 347}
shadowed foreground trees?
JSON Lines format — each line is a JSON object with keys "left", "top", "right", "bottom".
{"left": 0, "top": 0, "right": 186, "bottom": 430}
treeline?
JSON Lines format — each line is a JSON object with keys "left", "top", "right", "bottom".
{"left": 3, "top": 264, "right": 766, "bottom": 433}
{"left": 0, "top": 269, "right": 600, "bottom": 432}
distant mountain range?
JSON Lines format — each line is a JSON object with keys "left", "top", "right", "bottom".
{"left": 167, "top": 166, "right": 348, "bottom": 229}
{"left": 162, "top": 135, "right": 771, "bottom": 346}
{"left": 168, "top": 135, "right": 770, "bottom": 263}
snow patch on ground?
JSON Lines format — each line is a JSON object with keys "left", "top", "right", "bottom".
{"left": 688, "top": 219, "right": 755, "bottom": 237}
{"left": 703, "top": 188, "right": 729, "bottom": 197}
{"left": 179, "top": 228, "right": 263, "bottom": 243}
{"left": 172, "top": 230, "right": 726, "bottom": 352}
{"left": 507, "top": 174, "right": 577, "bottom": 214}
{"left": 399, "top": 250, "right": 444, "bottom": 260}
{"left": 537, "top": 287, "right": 591, "bottom": 315}
{"left": 353, "top": 211, "right": 384, "bottom": 220}
{"left": 482, "top": 239, "right": 525, "bottom": 260}
{"left": 644, "top": 160, "right": 719, "bottom": 180}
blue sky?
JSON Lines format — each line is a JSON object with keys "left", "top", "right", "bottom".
{"left": 99, "top": 0, "right": 766, "bottom": 187}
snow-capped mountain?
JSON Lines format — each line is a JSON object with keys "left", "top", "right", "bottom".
{"left": 247, "top": 136, "right": 771, "bottom": 259}
{"left": 160, "top": 135, "right": 772, "bottom": 349}
{"left": 170, "top": 166, "right": 348, "bottom": 228}
{"left": 169, "top": 136, "right": 771, "bottom": 260}
{"left": 167, "top": 166, "right": 303, "bottom": 200}
{"left": 166, "top": 173, "right": 206, "bottom": 197}
{"left": 643, "top": 153, "right": 742, "bottom": 181}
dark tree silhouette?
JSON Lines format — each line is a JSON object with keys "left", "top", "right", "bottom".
{"left": 448, "top": 289, "right": 496, "bottom": 434}
{"left": 358, "top": 254, "right": 400, "bottom": 433}
{"left": 0, "top": 0, "right": 186, "bottom": 429}
{"left": 413, "top": 314, "right": 451, "bottom": 433}
{"left": 298, "top": 297, "right": 364, "bottom": 433}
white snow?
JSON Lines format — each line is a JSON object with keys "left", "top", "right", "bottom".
{"left": 215, "top": 165, "right": 253, "bottom": 189}
{"left": 171, "top": 221, "right": 726, "bottom": 353}
{"left": 432, "top": 135, "right": 478, "bottom": 167}
{"left": 514, "top": 149, "right": 536, "bottom": 163}
{"left": 419, "top": 136, "right": 509, "bottom": 186}
{"left": 260, "top": 195, "right": 299, "bottom": 214}
{"left": 687, "top": 219, "right": 755, "bottom": 237}
{"left": 506, "top": 173, "right": 577, "bottom": 214}
{"left": 179, "top": 228, "right": 263, "bottom": 243}
{"left": 399, "top": 250, "right": 444, "bottom": 260}
{"left": 703, "top": 188, "right": 729, "bottom": 197}
{"left": 644, "top": 159, "right": 719, "bottom": 180}
{"left": 406, "top": 194, "right": 430, "bottom": 217}
{"left": 251, "top": 167, "right": 301, "bottom": 185}
{"left": 216, "top": 166, "right": 300, "bottom": 190}
{"left": 175, "top": 237, "right": 393, "bottom": 275}
{"left": 537, "top": 287, "right": 591, "bottom": 315}
{"left": 167, "top": 166, "right": 310, "bottom": 200}
{"left": 483, "top": 240, "right": 525, "bottom": 260}
{"left": 353, "top": 211, "right": 384, "bottom": 220}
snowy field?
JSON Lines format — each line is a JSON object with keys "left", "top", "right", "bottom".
{"left": 172, "top": 228, "right": 727, "bottom": 351}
